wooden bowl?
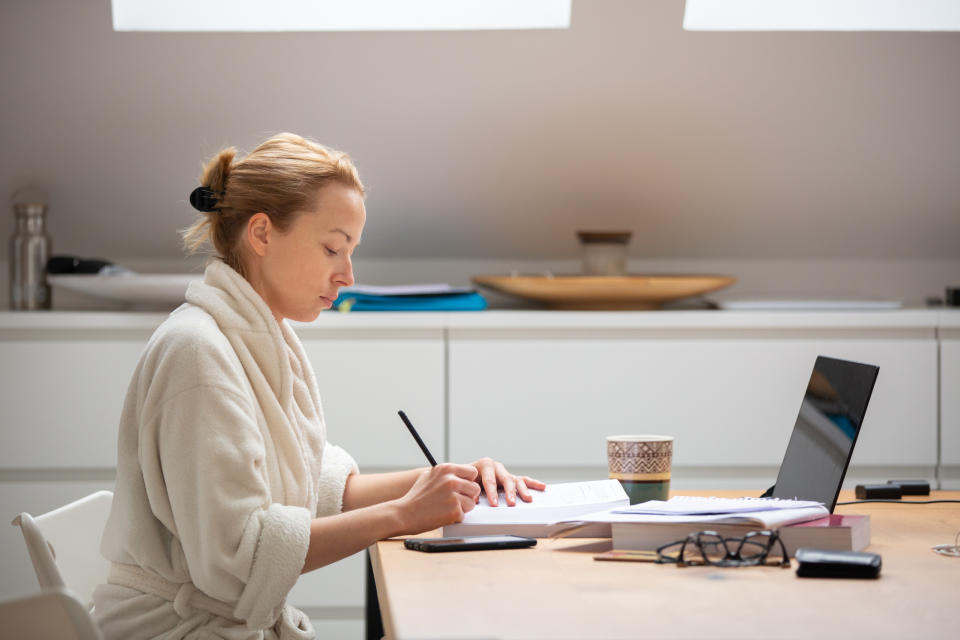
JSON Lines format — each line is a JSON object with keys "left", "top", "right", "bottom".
{"left": 471, "top": 274, "right": 736, "bottom": 310}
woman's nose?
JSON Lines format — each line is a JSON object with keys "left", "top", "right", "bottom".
{"left": 337, "top": 259, "right": 355, "bottom": 287}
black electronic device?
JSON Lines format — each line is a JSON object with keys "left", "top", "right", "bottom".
{"left": 946, "top": 287, "right": 960, "bottom": 307}
{"left": 404, "top": 535, "right": 537, "bottom": 553}
{"left": 769, "top": 356, "right": 880, "bottom": 512}
{"left": 46, "top": 255, "right": 113, "bottom": 274}
{"left": 795, "top": 548, "right": 882, "bottom": 579}
{"left": 855, "top": 484, "right": 902, "bottom": 500}
{"left": 887, "top": 480, "right": 930, "bottom": 496}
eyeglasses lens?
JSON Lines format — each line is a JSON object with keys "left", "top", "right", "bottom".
{"left": 763, "top": 540, "right": 789, "bottom": 567}
{"left": 739, "top": 532, "right": 789, "bottom": 567}
{"left": 737, "top": 539, "right": 768, "bottom": 562}
{"left": 657, "top": 542, "right": 683, "bottom": 563}
{"left": 696, "top": 534, "right": 728, "bottom": 564}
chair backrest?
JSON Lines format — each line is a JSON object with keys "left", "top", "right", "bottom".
{"left": 0, "top": 587, "right": 104, "bottom": 640}
{"left": 11, "top": 490, "right": 114, "bottom": 608}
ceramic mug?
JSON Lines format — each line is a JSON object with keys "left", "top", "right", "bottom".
{"left": 607, "top": 435, "right": 673, "bottom": 504}
{"left": 576, "top": 231, "right": 632, "bottom": 276}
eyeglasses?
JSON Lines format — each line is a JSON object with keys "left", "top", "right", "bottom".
{"left": 656, "top": 530, "right": 791, "bottom": 568}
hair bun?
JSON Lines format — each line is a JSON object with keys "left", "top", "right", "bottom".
{"left": 189, "top": 186, "right": 221, "bottom": 212}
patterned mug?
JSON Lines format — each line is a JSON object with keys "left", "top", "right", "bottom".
{"left": 607, "top": 435, "right": 673, "bottom": 504}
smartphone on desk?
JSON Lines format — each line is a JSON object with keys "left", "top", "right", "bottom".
{"left": 404, "top": 535, "right": 537, "bottom": 552}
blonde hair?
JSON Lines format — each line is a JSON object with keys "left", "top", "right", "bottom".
{"left": 182, "top": 132, "right": 365, "bottom": 276}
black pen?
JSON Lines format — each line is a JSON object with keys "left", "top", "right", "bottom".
{"left": 398, "top": 410, "right": 438, "bottom": 467}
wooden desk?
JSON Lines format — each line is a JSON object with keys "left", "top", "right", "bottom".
{"left": 370, "top": 491, "right": 960, "bottom": 639}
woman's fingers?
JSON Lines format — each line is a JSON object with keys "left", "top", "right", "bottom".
{"left": 458, "top": 477, "right": 481, "bottom": 501}
{"left": 481, "top": 465, "right": 499, "bottom": 506}
{"left": 462, "top": 459, "right": 548, "bottom": 508}
{"left": 496, "top": 462, "right": 518, "bottom": 506}
{"left": 456, "top": 492, "right": 476, "bottom": 517}
{"left": 524, "top": 476, "right": 548, "bottom": 491}
{"left": 446, "top": 463, "right": 479, "bottom": 481}
{"left": 468, "top": 458, "right": 501, "bottom": 505}
{"left": 516, "top": 477, "right": 532, "bottom": 502}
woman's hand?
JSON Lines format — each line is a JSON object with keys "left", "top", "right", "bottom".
{"left": 394, "top": 463, "right": 481, "bottom": 534}
{"left": 471, "top": 457, "right": 547, "bottom": 506}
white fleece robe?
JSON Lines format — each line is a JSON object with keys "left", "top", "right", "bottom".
{"left": 93, "top": 260, "right": 358, "bottom": 640}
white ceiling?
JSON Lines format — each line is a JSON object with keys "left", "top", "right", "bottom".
{"left": 1, "top": 0, "right": 958, "bottom": 263}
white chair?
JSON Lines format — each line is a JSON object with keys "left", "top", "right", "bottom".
{"left": 0, "top": 588, "right": 104, "bottom": 640}
{"left": 11, "top": 490, "right": 114, "bottom": 609}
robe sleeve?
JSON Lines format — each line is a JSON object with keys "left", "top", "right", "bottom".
{"left": 315, "top": 444, "right": 359, "bottom": 517}
{"left": 141, "top": 384, "right": 310, "bottom": 631}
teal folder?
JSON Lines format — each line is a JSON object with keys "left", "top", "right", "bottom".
{"left": 332, "top": 291, "right": 487, "bottom": 312}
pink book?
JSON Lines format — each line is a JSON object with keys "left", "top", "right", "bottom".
{"left": 780, "top": 514, "right": 871, "bottom": 555}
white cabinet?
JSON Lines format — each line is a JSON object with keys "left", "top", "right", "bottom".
{"left": 298, "top": 329, "right": 445, "bottom": 469}
{"left": 448, "top": 334, "right": 937, "bottom": 471}
{"left": 942, "top": 338, "right": 960, "bottom": 464}
{"left": 940, "top": 321, "right": 960, "bottom": 488}
{"left": 0, "top": 331, "right": 150, "bottom": 468}
{"left": 0, "top": 317, "right": 446, "bottom": 471}
{"left": 0, "top": 309, "right": 956, "bottom": 617}
{"left": 0, "top": 314, "right": 446, "bottom": 614}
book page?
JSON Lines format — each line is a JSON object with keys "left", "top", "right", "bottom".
{"left": 460, "top": 479, "right": 629, "bottom": 525}
{"left": 613, "top": 496, "right": 825, "bottom": 516}
{"left": 571, "top": 504, "right": 829, "bottom": 528}
{"left": 339, "top": 283, "right": 473, "bottom": 296}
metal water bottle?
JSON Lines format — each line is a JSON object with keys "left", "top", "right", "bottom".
{"left": 9, "top": 202, "right": 52, "bottom": 310}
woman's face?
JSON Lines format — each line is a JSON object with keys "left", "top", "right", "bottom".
{"left": 252, "top": 182, "right": 366, "bottom": 323}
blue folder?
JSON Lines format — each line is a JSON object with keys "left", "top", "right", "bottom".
{"left": 332, "top": 291, "right": 488, "bottom": 312}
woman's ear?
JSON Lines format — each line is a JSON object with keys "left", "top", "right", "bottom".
{"left": 246, "top": 213, "right": 272, "bottom": 258}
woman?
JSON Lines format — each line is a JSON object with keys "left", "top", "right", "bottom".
{"left": 92, "top": 132, "right": 545, "bottom": 639}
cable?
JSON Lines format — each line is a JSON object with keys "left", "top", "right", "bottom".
{"left": 933, "top": 530, "right": 960, "bottom": 558}
{"left": 835, "top": 499, "right": 960, "bottom": 505}
{"left": 833, "top": 496, "right": 960, "bottom": 557}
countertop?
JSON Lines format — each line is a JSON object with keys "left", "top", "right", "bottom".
{"left": 1, "top": 308, "right": 959, "bottom": 331}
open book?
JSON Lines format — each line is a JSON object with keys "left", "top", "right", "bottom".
{"left": 441, "top": 479, "right": 629, "bottom": 538}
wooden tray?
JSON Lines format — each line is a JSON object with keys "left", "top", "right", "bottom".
{"left": 471, "top": 274, "right": 736, "bottom": 310}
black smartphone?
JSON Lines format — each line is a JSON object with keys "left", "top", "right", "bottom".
{"left": 404, "top": 535, "right": 537, "bottom": 553}
{"left": 795, "top": 548, "right": 882, "bottom": 579}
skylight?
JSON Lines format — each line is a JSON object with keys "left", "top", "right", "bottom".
{"left": 112, "top": 0, "right": 572, "bottom": 32}
{"left": 684, "top": 0, "right": 960, "bottom": 31}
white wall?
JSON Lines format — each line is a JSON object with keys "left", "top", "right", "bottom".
{"left": 1, "top": 0, "right": 958, "bottom": 277}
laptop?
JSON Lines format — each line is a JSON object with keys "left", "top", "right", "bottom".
{"left": 763, "top": 355, "right": 880, "bottom": 512}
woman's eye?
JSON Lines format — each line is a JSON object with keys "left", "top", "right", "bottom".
{"left": 324, "top": 246, "right": 339, "bottom": 257}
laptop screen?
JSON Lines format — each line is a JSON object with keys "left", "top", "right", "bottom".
{"left": 771, "top": 356, "right": 880, "bottom": 512}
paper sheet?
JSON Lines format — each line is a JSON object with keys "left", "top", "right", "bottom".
{"left": 339, "top": 283, "right": 474, "bottom": 296}
{"left": 461, "top": 479, "right": 629, "bottom": 525}
{"left": 613, "top": 496, "right": 825, "bottom": 516}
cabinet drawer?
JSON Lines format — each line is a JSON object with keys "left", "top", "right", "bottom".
{"left": 300, "top": 334, "right": 445, "bottom": 468}
{"left": 941, "top": 338, "right": 960, "bottom": 465}
{"left": 449, "top": 336, "right": 937, "bottom": 468}
{"left": 288, "top": 552, "right": 364, "bottom": 609}
{"left": 0, "top": 337, "right": 147, "bottom": 468}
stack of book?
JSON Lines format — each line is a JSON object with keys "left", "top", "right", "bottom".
{"left": 595, "top": 497, "right": 870, "bottom": 556}
{"left": 443, "top": 485, "right": 870, "bottom": 555}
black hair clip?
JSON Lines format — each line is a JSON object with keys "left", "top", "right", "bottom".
{"left": 189, "top": 186, "right": 222, "bottom": 213}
